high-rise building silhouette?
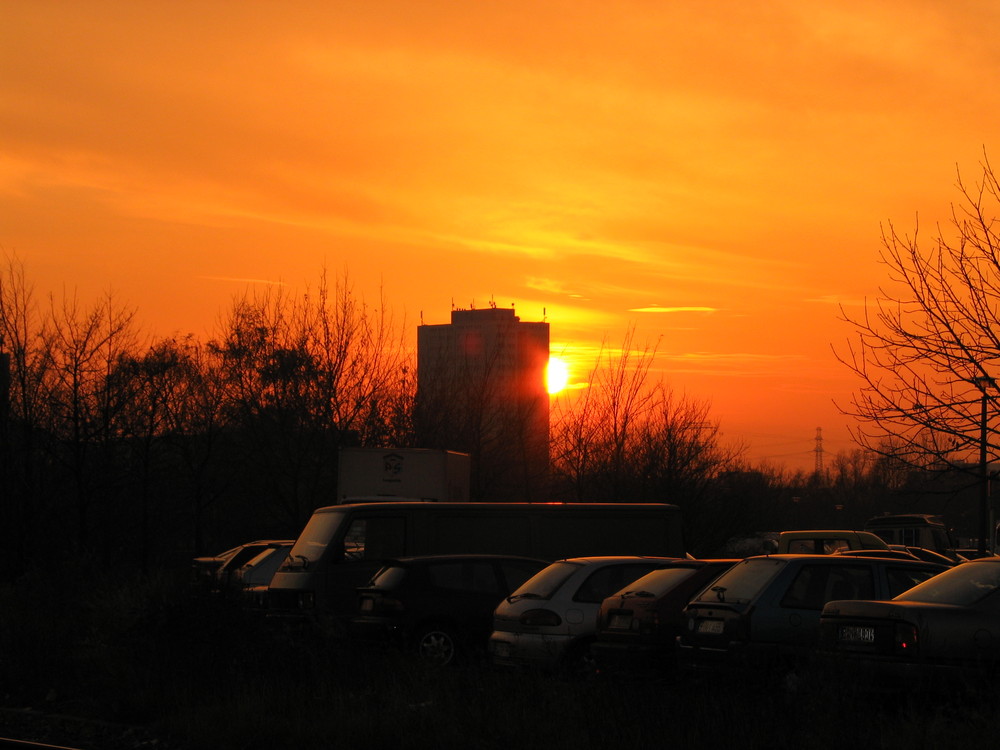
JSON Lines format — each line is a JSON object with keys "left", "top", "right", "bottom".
{"left": 415, "top": 305, "right": 549, "bottom": 501}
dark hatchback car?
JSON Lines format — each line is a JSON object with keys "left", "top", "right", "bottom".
{"left": 819, "top": 556, "right": 1000, "bottom": 689}
{"left": 351, "top": 554, "right": 549, "bottom": 666}
{"left": 590, "top": 559, "right": 739, "bottom": 676}
{"left": 677, "top": 554, "right": 947, "bottom": 673}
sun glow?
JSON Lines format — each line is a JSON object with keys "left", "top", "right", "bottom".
{"left": 546, "top": 355, "right": 569, "bottom": 394}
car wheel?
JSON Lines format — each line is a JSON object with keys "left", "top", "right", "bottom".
{"left": 414, "top": 626, "right": 460, "bottom": 667}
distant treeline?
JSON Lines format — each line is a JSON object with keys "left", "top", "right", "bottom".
{"left": 0, "top": 259, "right": 983, "bottom": 575}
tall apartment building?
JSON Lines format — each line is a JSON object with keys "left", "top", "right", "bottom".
{"left": 415, "top": 305, "right": 549, "bottom": 501}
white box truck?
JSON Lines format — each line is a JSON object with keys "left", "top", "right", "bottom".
{"left": 336, "top": 447, "right": 471, "bottom": 503}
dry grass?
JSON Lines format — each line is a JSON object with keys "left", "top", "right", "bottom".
{"left": 1, "top": 568, "right": 997, "bottom": 750}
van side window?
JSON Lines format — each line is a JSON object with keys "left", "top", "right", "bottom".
{"left": 342, "top": 516, "right": 406, "bottom": 561}
{"left": 786, "top": 540, "right": 818, "bottom": 554}
{"left": 823, "top": 539, "right": 849, "bottom": 554}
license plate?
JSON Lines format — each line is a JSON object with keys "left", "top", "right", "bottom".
{"left": 838, "top": 625, "right": 875, "bottom": 643}
{"left": 609, "top": 614, "right": 632, "bottom": 630}
{"left": 697, "top": 619, "right": 724, "bottom": 635}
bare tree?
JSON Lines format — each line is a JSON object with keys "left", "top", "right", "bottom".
{"left": 110, "top": 338, "right": 196, "bottom": 569}
{"left": 210, "top": 272, "right": 410, "bottom": 528}
{"left": 0, "top": 255, "right": 54, "bottom": 568}
{"left": 837, "top": 154, "right": 1000, "bottom": 549}
{"left": 41, "top": 289, "right": 140, "bottom": 550}
{"left": 159, "top": 337, "right": 231, "bottom": 555}
{"left": 550, "top": 329, "right": 742, "bottom": 510}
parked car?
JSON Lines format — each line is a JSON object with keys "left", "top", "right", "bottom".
{"left": 888, "top": 545, "right": 964, "bottom": 566}
{"left": 818, "top": 555, "right": 1000, "bottom": 688}
{"left": 193, "top": 539, "right": 293, "bottom": 591}
{"left": 677, "top": 554, "right": 948, "bottom": 674}
{"left": 954, "top": 547, "right": 989, "bottom": 560}
{"left": 350, "top": 554, "right": 549, "bottom": 666}
{"left": 832, "top": 548, "right": 921, "bottom": 562}
{"left": 489, "top": 556, "right": 685, "bottom": 673}
{"left": 590, "top": 559, "right": 739, "bottom": 676}
{"left": 229, "top": 544, "right": 293, "bottom": 607}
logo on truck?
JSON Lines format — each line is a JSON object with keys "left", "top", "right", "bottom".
{"left": 382, "top": 453, "right": 404, "bottom": 483}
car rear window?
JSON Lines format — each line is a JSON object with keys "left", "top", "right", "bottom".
{"left": 369, "top": 565, "right": 407, "bottom": 589}
{"left": 692, "top": 558, "right": 785, "bottom": 604}
{"left": 614, "top": 567, "right": 698, "bottom": 598}
{"left": 895, "top": 561, "right": 1000, "bottom": 605}
{"left": 573, "top": 563, "right": 666, "bottom": 604}
{"left": 508, "top": 561, "right": 582, "bottom": 600}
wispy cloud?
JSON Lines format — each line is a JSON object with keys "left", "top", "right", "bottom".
{"left": 629, "top": 306, "right": 717, "bottom": 313}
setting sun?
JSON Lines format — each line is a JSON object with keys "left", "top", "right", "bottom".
{"left": 547, "top": 356, "right": 569, "bottom": 394}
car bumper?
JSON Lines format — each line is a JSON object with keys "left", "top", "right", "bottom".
{"left": 590, "top": 640, "right": 675, "bottom": 674}
{"left": 815, "top": 651, "right": 992, "bottom": 692}
{"left": 676, "top": 638, "right": 807, "bottom": 672}
{"left": 488, "top": 630, "right": 576, "bottom": 669}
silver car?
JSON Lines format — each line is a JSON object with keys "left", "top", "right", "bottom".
{"left": 489, "top": 556, "right": 684, "bottom": 672}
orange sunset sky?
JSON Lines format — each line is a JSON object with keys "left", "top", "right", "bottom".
{"left": 3, "top": 1, "right": 1000, "bottom": 473}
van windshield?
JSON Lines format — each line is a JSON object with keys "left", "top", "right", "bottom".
{"left": 284, "top": 510, "right": 347, "bottom": 568}
{"left": 691, "top": 558, "right": 785, "bottom": 604}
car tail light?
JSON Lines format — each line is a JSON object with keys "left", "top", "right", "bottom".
{"left": 894, "top": 623, "right": 919, "bottom": 654}
{"left": 519, "top": 609, "right": 562, "bottom": 627}
{"left": 378, "top": 597, "right": 404, "bottom": 613}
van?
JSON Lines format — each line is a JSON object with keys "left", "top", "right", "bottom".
{"left": 266, "top": 502, "right": 685, "bottom": 633}
{"left": 863, "top": 514, "right": 959, "bottom": 558}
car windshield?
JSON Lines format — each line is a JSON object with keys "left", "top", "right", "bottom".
{"left": 507, "top": 561, "right": 583, "bottom": 600}
{"left": 895, "top": 560, "right": 1000, "bottom": 606}
{"left": 614, "top": 567, "right": 698, "bottom": 598}
{"left": 691, "top": 558, "right": 785, "bottom": 604}
{"left": 283, "top": 510, "right": 347, "bottom": 568}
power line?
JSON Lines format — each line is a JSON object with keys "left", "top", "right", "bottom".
{"left": 814, "top": 427, "right": 824, "bottom": 474}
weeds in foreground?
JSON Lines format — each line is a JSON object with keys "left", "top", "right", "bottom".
{"left": 2, "top": 569, "right": 999, "bottom": 749}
